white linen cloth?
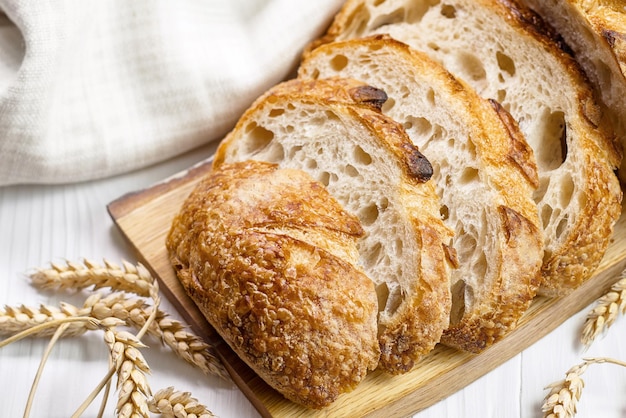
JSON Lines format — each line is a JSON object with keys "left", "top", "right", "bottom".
{"left": 0, "top": 0, "right": 344, "bottom": 186}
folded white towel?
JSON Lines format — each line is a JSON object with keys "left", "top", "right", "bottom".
{"left": 0, "top": 0, "right": 343, "bottom": 186}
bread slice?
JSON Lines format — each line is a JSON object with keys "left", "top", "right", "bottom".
{"left": 316, "top": 0, "right": 623, "bottom": 297}
{"left": 299, "top": 35, "right": 543, "bottom": 352}
{"left": 213, "top": 77, "right": 455, "bottom": 373}
{"left": 520, "top": 0, "right": 626, "bottom": 183}
{"left": 166, "top": 160, "right": 380, "bottom": 408}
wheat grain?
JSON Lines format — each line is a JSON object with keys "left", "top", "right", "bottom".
{"left": 581, "top": 273, "right": 626, "bottom": 347}
{"left": 149, "top": 387, "right": 216, "bottom": 418}
{"left": 102, "top": 328, "right": 151, "bottom": 418}
{"left": 30, "top": 259, "right": 154, "bottom": 297}
{"left": 542, "top": 357, "right": 626, "bottom": 417}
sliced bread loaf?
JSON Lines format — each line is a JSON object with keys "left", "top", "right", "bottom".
{"left": 213, "top": 77, "right": 455, "bottom": 373}
{"left": 299, "top": 35, "right": 543, "bottom": 352}
{"left": 315, "top": 0, "right": 623, "bottom": 297}
{"left": 166, "top": 160, "right": 380, "bottom": 408}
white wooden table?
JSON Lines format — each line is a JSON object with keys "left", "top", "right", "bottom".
{"left": 1, "top": 142, "right": 625, "bottom": 418}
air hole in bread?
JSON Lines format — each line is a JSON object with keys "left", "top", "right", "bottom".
{"left": 370, "top": 8, "right": 405, "bottom": 30}
{"left": 403, "top": 116, "right": 432, "bottom": 138}
{"left": 456, "top": 52, "right": 487, "bottom": 81}
{"left": 426, "top": 88, "right": 436, "bottom": 105}
{"left": 555, "top": 215, "right": 569, "bottom": 241}
{"left": 330, "top": 54, "right": 349, "bottom": 72}
{"left": 450, "top": 280, "right": 466, "bottom": 324}
{"left": 382, "top": 97, "right": 396, "bottom": 112}
{"left": 458, "top": 167, "right": 479, "bottom": 184}
{"left": 268, "top": 108, "right": 285, "bottom": 117}
{"left": 354, "top": 145, "right": 373, "bottom": 165}
{"left": 440, "top": 205, "right": 449, "bottom": 221}
{"left": 375, "top": 281, "right": 402, "bottom": 317}
{"left": 287, "top": 145, "right": 303, "bottom": 159}
{"left": 427, "top": 42, "right": 440, "bottom": 51}
{"left": 535, "top": 110, "right": 566, "bottom": 171}
{"left": 559, "top": 173, "right": 575, "bottom": 210}
{"left": 344, "top": 164, "right": 359, "bottom": 177}
{"left": 360, "top": 203, "right": 379, "bottom": 226}
{"left": 385, "top": 285, "right": 403, "bottom": 315}
{"left": 496, "top": 89, "right": 507, "bottom": 104}
{"left": 496, "top": 51, "right": 516, "bottom": 77}
{"left": 318, "top": 171, "right": 331, "bottom": 186}
{"left": 440, "top": 4, "right": 457, "bottom": 19}
{"left": 375, "top": 282, "right": 389, "bottom": 314}
{"left": 305, "top": 158, "right": 318, "bottom": 170}
{"left": 540, "top": 203, "right": 553, "bottom": 232}
{"left": 245, "top": 123, "right": 275, "bottom": 154}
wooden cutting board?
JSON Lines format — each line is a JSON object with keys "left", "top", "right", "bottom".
{"left": 107, "top": 157, "right": 626, "bottom": 418}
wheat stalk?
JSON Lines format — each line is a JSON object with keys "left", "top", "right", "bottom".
{"left": 149, "top": 387, "right": 215, "bottom": 418}
{"left": 542, "top": 357, "right": 626, "bottom": 417}
{"left": 30, "top": 259, "right": 154, "bottom": 297}
{"left": 2, "top": 259, "right": 224, "bottom": 417}
{"left": 104, "top": 329, "right": 152, "bottom": 418}
{"left": 581, "top": 272, "right": 626, "bottom": 348}
{"left": 1, "top": 294, "right": 227, "bottom": 381}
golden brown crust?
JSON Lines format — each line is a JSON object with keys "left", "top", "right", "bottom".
{"left": 166, "top": 161, "right": 380, "bottom": 409}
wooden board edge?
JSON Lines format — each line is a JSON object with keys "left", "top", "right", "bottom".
{"left": 107, "top": 158, "right": 214, "bottom": 220}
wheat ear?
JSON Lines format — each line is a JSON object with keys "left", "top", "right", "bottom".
{"left": 581, "top": 272, "right": 626, "bottom": 348}
{"left": 149, "top": 387, "right": 216, "bottom": 418}
{"left": 542, "top": 357, "right": 626, "bottom": 418}
{"left": 30, "top": 259, "right": 153, "bottom": 297}
{"left": 1, "top": 294, "right": 228, "bottom": 381}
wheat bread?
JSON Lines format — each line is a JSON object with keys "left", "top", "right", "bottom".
{"left": 213, "top": 77, "right": 455, "bottom": 373}
{"left": 315, "top": 0, "right": 623, "bottom": 297}
{"left": 299, "top": 35, "right": 543, "bottom": 352}
{"left": 166, "top": 160, "right": 380, "bottom": 408}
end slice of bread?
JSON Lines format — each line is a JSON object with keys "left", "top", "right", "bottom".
{"left": 299, "top": 35, "right": 543, "bottom": 352}
{"left": 317, "top": 0, "right": 623, "bottom": 297}
{"left": 166, "top": 160, "right": 380, "bottom": 408}
{"left": 213, "top": 77, "right": 455, "bottom": 372}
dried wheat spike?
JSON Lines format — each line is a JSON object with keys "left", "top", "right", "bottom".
{"left": 104, "top": 329, "right": 151, "bottom": 418}
{"left": 581, "top": 273, "right": 626, "bottom": 347}
{"left": 0, "top": 303, "right": 93, "bottom": 337}
{"left": 148, "top": 387, "right": 216, "bottom": 418}
{"left": 85, "top": 293, "right": 228, "bottom": 380}
{"left": 542, "top": 357, "right": 626, "bottom": 417}
{"left": 30, "top": 259, "right": 153, "bottom": 297}
{"left": 542, "top": 362, "right": 587, "bottom": 418}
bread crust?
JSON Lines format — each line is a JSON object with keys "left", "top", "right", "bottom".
{"left": 214, "top": 77, "right": 455, "bottom": 372}
{"left": 166, "top": 161, "right": 380, "bottom": 409}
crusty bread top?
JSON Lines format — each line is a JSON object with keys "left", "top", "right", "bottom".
{"left": 316, "top": 0, "right": 622, "bottom": 297}
{"left": 166, "top": 160, "right": 380, "bottom": 409}
{"left": 299, "top": 35, "right": 544, "bottom": 352}
{"left": 214, "top": 77, "right": 455, "bottom": 372}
